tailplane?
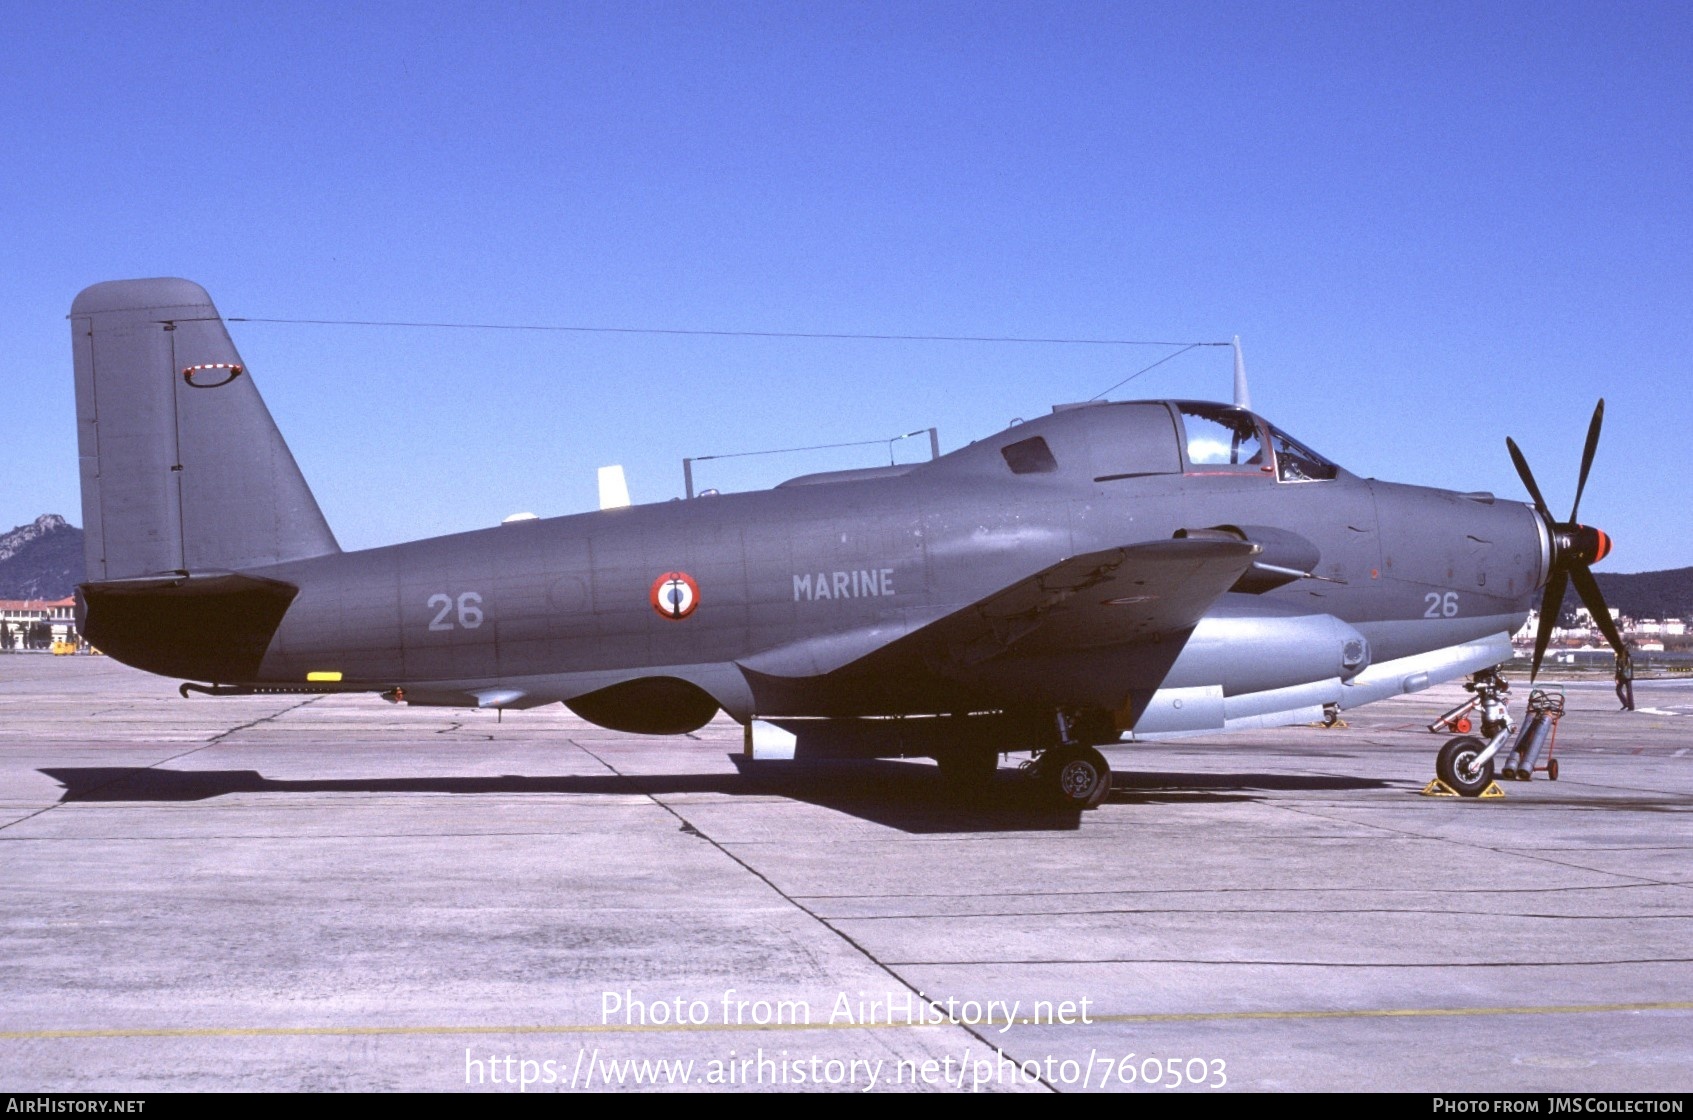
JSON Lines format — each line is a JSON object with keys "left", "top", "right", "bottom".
{"left": 71, "top": 278, "right": 338, "bottom": 580}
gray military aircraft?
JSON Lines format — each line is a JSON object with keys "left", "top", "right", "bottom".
{"left": 68, "top": 278, "right": 1629, "bottom": 807}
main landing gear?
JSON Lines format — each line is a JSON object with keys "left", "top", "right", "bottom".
{"left": 1029, "top": 709, "right": 1114, "bottom": 809}
{"left": 1030, "top": 743, "right": 1112, "bottom": 809}
{"left": 931, "top": 707, "right": 1116, "bottom": 809}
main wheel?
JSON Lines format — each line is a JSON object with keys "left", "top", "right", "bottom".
{"left": 936, "top": 749, "right": 998, "bottom": 792}
{"left": 1436, "top": 736, "right": 1494, "bottom": 797}
{"left": 1043, "top": 745, "right": 1111, "bottom": 809}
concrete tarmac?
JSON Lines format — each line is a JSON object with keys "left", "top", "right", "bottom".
{"left": 2, "top": 654, "right": 1690, "bottom": 1093}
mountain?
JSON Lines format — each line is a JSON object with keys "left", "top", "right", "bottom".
{"left": 1574, "top": 567, "right": 1693, "bottom": 623}
{"left": 0, "top": 515, "right": 85, "bottom": 600}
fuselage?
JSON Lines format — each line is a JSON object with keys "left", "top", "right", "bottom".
{"left": 206, "top": 400, "right": 1544, "bottom": 726}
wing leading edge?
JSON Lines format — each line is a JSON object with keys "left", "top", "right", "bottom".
{"left": 740, "top": 537, "right": 1259, "bottom": 682}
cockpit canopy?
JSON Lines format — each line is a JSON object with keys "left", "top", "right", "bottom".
{"left": 1174, "top": 402, "right": 1339, "bottom": 482}
{"left": 992, "top": 400, "right": 1340, "bottom": 483}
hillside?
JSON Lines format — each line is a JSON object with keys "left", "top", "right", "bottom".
{"left": 1574, "top": 567, "right": 1693, "bottom": 623}
{"left": 0, "top": 515, "right": 85, "bottom": 600}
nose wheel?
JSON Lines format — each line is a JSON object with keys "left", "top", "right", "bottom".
{"left": 1436, "top": 735, "right": 1495, "bottom": 798}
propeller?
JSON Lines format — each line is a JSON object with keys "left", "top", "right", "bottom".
{"left": 1506, "top": 399, "right": 1633, "bottom": 710}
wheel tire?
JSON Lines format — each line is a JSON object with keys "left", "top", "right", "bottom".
{"left": 1547, "top": 757, "right": 1559, "bottom": 781}
{"left": 936, "top": 749, "right": 998, "bottom": 792}
{"left": 1454, "top": 717, "right": 1472, "bottom": 734}
{"left": 1436, "top": 736, "right": 1494, "bottom": 798}
{"left": 1044, "top": 745, "right": 1111, "bottom": 809}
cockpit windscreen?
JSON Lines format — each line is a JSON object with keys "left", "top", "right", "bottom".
{"left": 1267, "top": 424, "right": 1339, "bottom": 482}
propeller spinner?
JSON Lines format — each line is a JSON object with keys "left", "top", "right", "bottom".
{"left": 1506, "top": 399, "right": 1633, "bottom": 710}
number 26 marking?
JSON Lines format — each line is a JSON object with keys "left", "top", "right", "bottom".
{"left": 427, "top": 592, "right": 484, "bottom": 630}
{"left": 1424, "top": 591, "right": 1459, "bottom": 618}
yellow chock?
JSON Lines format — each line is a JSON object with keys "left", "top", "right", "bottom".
{"left": 1419, "top": 778, "right": 1506, "bottom": 799}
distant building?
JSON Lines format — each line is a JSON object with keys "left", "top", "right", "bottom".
{"left": 1515, "top": 610, "right": 1538, "bottom": 643}
{"left": 1573, "top": 606, "right": 1621, "bottom": 629}
{"left": 0, "top": 597, "right": 77, "bottom": 650}
{"left": 1621, "top": 618, "right": 1688, "bottom": 644}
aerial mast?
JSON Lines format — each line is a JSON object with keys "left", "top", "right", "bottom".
{"left": 1232, "top": 335, "right": 1251, "bottom": 410}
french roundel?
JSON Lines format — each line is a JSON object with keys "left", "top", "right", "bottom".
{"left": 650, "top": 571, "right": 699, "bottom": 620}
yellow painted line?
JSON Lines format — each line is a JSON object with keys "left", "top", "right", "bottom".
{"left": 1087, "top": 999, "right": 1693, "bottom": 1024}
{"left": 5, "top": 1000, "right": 1691, "bottom": 1041}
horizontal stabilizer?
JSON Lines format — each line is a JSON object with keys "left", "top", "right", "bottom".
{"left": 77, "top": 571, "right": 299, "bottom": 683}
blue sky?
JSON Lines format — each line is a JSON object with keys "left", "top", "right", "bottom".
{"left": 4, "top": 2, "right": 1689, "bottom": 569}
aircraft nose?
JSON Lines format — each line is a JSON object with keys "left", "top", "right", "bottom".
{"left": 1561, "top": 524, "right": 1612, "bottom": 566}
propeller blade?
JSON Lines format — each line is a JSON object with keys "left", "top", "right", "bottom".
{"left": 1506, "top": 437, "right": 1553, "bottom": 521}
{"left": 1571, "top": 563, "right": 1633, "bottom": 709}
{"left": 1570, "top": 398, "right": 1605, "bottom": 524}
{"left": 1530, "top": 565, "right": 1568, "bottom": 681}
{"left": 1570, "top": 563, "right": 1627, "bottom": 658}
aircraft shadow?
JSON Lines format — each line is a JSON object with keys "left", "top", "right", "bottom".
{"left": 37, "top": 762, "right": 1390, "bottom": 834}
{"left": 40, "top": 761, "right": 1083, "bottom": 834}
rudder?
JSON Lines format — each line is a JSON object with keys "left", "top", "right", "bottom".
{"left": 71, "top": 278, "right": 339, "bottom": 580}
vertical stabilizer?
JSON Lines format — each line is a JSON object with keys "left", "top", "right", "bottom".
{"left": 71, "top": 278, "right": 339, "bottom": 581}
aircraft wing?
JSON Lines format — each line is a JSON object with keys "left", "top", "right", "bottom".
{"left": 921, "top": 537, "right": 1259, "bottom": 666}
{"left": 740, "top": 537, "right": 1258, "bottom": 679}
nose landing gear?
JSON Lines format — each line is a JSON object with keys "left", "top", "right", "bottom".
{"left": 1424, "top": 670, "right": 1512, "bottom": 798}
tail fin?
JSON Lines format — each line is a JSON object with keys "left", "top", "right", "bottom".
{"left": 71, "top": 279, "right": 339, "bottom": 580}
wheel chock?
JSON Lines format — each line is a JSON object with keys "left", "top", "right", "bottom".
{"left": 1419, "top": 779, "right": 1507, "bottom": 799}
